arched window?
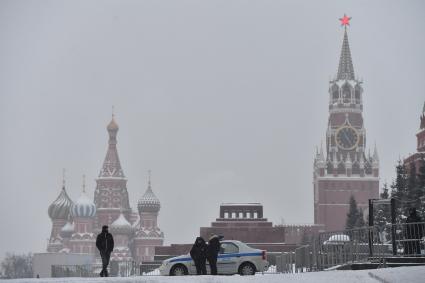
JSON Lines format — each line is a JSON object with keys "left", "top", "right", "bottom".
{"left": 355, "top": 85, "right": 361, "bottom": 104}
{"left": 338, "top": 162, "right": 345, "bottom": 175}
{"left": 327, "top": 161, "right": 333, "bottom": 173}
{"left": 352, "top": 162, "right": 360, "bottom": 175}
{"left": 365, "top": 162, "right": 372, "bottom": 175}
{"left": 342, "top": 84, "right": 351, "bottom": 103}
{"left": 331, "top": 85, "right": 339, "bottom": 103}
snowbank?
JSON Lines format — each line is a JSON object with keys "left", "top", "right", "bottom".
{"left": 3, "top": 266, "right": 425, "bottom": 283}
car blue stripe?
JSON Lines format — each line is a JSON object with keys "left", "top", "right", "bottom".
{"left": 169, "top": 252, "right": 262, "bottom": 263}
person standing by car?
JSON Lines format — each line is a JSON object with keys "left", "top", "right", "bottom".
{"left": 190, "top": 237, "right": 207, "bottom": 275}
{"left": 96, "top": 225, "right": 114, "bottom": 277}
{"left": 206, "top": 234, "right": 221, "bottom": 275}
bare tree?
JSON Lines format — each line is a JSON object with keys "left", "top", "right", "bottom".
{"left": 1, "top": 253, "right": 33, "bottom": 279}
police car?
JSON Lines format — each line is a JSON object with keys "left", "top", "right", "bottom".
{"left": 159, "top": 240, "right": 268, "bottom": 276}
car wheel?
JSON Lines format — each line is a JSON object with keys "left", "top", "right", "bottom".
{"left": 170, "top": 264, "right": 188, "bottom": 276}
{"left": 239, "top": 262, "right": 256, "bottom": 276}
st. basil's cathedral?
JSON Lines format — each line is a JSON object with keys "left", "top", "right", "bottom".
{"left": 46, "top": 115, "right": 164, "bottom": 263}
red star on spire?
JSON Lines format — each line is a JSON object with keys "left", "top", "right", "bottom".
{"left": 339, "top": 14, "right": 351, "bottom": 27}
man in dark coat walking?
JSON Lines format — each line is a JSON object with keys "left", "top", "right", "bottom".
{"left": 190, "top": 237, "right": 207, "bottom": 275}
{"left": 96, "top": 225, "right": 114, "bottom": 277}
{"left": 404, "top": 208, "right": 423, "bottom": 255}
{"left": 206, "top": 234, "right": 221, "bottom": 275}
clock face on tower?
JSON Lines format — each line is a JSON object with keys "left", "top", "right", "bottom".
{"left": 335, "top": 126, "right": 359, "bottom": 150}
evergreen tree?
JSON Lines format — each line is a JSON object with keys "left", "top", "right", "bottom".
{"left": 346, "top": 195, "right": 359, "bottom": 230}
{"left": 374, "top": 182, "right": 391, "bottom": 241}
{"left": 390, "top": 160, "right": 409, "bottom": 222}
{"left": 381, "top": 182, "right": 389, "bottom": 199}
{"left": 417, "top": 157, "right": 425, "bottom": 218}
{"left": 356, "top": 208, "right": 366, "bottom": 228}
{"left": 1, "top": 253, "right": 33, "bottom": 279}
{"left": 417, "top": 157, "right": 425, "bottom": 190}
{"left": 407, "top": 162, "right": 419, "bottom": 207}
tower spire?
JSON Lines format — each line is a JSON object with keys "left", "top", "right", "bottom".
{"left": 372, "top": 142, "right": 379, "bottom": 167}
{"left": 319, "top": 142, "right": 325, "bottom": 162}
{"left": 421, "top": 101, "right": 425, "bottom": 130}
{"left": 337, "top": 15, "right": 355, "bottom": 80}
{"left": 148, "top": 170, "right": 152, "bottom": 190}
{"left": 62, "top": 168, "right": 66, "bottom": 189}
{"left": 82, "top": 174, "right": 86, "bottom": 193}
{"left": 99, "top": 114, "right": 125, "bottom": 178}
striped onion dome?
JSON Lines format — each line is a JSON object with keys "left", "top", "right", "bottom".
{"left": 60, "top": 221, "right": 74, "bottom": 238}
{"left": 138, "top": 186, "right": 160, "bottom": 213}
{"left": 110, "top": 212, "right": 133, "bottom": 234}
{"left": 71, "top": 191, "right": 96, "bottom": 218}
{"left": 48, "top": 187, "right": 73, "bottom": 220}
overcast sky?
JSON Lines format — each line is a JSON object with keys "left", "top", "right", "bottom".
{"left": 0, "top": 0, "right": 424, "bottom": 260}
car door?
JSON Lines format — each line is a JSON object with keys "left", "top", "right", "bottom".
{"left": 217, "top": 242, "right": 239, "bottom": 274}
{"left": 188, "top": 257, "right": 197, "bottom": 275}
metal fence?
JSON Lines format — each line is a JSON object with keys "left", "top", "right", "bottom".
{"left": 314, "top": 226, "right": 386, "bottom": 270}
{"left": 52, "top": 222, "right": 425, "bottom": 277}
{"left": 272, "top": 222, "right": 425, "bottom": 272}
{"left": 139, "top": 263, "right": 161, "bottom": 275}
{"left": 52, "top": 261, "right": 140, "bottom": 277}
{"left": 391, "top": 222, "right": 424, "bottom": 257}
{"left": 52, "top": 265, "right": 97, "bottom": 278}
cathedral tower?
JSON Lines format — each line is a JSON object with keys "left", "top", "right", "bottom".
{"left": 93, "top": 114, "right": 131, "bottom": 228}
{"left": 69, "top": 175, "right": 97, "bottom": 254}
{"left": 45, "top": 114, "right": 165, "bottom": 261}
{"left": 133, "top": 172, "right": 164, "bottom": 262}
{"left": 417, "top": 102, "right": 425, "bottom": 152}
{"left": 313, "top": 16, "right": 379, "bottom": 231}
{"left": 403, "top": 102, "right": 425, "bottom": 173}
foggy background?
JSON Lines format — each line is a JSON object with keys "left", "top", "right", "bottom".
{"left": 0, "top": 0, "right": 424, "bottom": 260}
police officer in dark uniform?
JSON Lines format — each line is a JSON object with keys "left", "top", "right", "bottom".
{"left": 206, "top": 234, "right": 221, "bottom": 275}
{"left": 190, "top": 237, "right": 208, "bottom": 275}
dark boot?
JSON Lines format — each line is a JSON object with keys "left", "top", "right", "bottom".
{"left": 104, "top": 270, "right": 108, "bottom": 277}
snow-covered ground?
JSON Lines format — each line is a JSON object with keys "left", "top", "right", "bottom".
{"left": 2, "top": 266, "right": 425, "bottom": 283}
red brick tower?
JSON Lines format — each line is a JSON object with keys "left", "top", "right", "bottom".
{"left": 404, "top": 102, "right": 425, "bottom": 171}
{"left": 313, "top": 21, "right": 379, "bottom": 232}
{"left": 93, "top": 114, "right": 131, "bottom": 228}
{"left": 417, "top": 103, "right": 425, "bottom": 153}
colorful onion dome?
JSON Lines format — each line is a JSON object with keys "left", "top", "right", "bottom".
{"left": 110, "top": 212, "right": 133, "bottom": 234}
{"left": 71, "top": 191, "right": 96, "bottom": 218}
{"left": 138, "top": 186, "right": 160, "bottom": 213}
{"left": 48, "top": 187, "right": 73, "bottom": 220}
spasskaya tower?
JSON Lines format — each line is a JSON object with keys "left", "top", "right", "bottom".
{"left": 313, "top": 16, "right": 379, "bottom": 231}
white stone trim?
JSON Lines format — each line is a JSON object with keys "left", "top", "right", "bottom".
{"left": 316, "top": 176, "right": 379, "bottom": 181}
